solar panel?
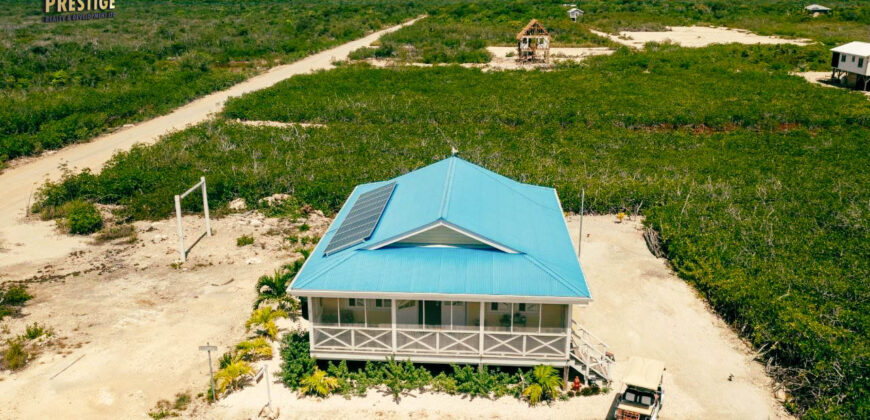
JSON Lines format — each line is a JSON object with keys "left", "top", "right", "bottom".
{"left": 323, "top": 182, "right": 396, "bottom": 256}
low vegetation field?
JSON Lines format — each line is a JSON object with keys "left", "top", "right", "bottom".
{"left": 0, "top": 0, "right": 426, "bottom": 164}
{"left": 362, "top": 0, "right": 868, "bottom": 64}
{"left": 36, "top": 41, "right": 870, "bottom": 417}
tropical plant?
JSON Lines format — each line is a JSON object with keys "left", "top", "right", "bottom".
{"left": 253, "top": 260, "right": 304, "bottom": 312}
{"left": 214, "top": 358, "right": 254, "bottom": 396}
{"left": 23, "top": 323, "right": 50, "bottom": 340}
{"left": 235, "top": 337, "right": 273, "bottom": 361}
{"left": 299, "top": 367, "right": 339, "bottom": 397}
{"left": 246, "top": 307, "right": 288, "bottom": 339}
{"left": 522, "top": 365, "right": 563, "bottom": 405}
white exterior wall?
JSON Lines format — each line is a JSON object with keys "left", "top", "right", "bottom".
{"left": 834, "top": 52, "right": 870, "bottom": 76}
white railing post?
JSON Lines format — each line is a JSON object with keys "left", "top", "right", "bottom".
{"left": 174, "top": 194, "right": 185, "bottom": 261}
{"left": 479, "top": 301, "right": 485, "bottom": 356}
{"left": 201, "top": 177, "right": 211, "bottom": 236}
{"left": 391, "top": 299, "right": 397, "bottom": 354}
{"left": 307, "top": 298, "right": 316, "bottom": 348}
{"left": 564, "top": 304, "right": 572, "bottom": 359}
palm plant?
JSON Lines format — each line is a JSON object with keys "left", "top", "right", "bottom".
{"left": 254, "top": 260, "right": 303, "bottom": 313}
{"left": 214, "top": 358, "right": 253, "bottom": 396}
{"left": 236, "top": 337, "right": 273, "bottom": 361}
{"left": 299, "top": 367, "right": 339, "bottom": 397}
{"left": 246, "top": 306, "right": 288, "bottom": 340}
{"left": 522, "top": 365, "right": 562, "bottom": 405}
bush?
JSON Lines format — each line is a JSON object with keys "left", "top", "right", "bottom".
{"left": 236, "top": 337, "right": 273, "bottom": 361}
{"left": 214, "top": 358, "right": 253, "bottom": 396}
{"left": 62, "top": 200, "right": 103, "bottom": 234}
{"left": 245, "top": 307, "right": 287, "bottom": 339}
{"left": 2, "top": 339, "right": 28, "bottom": 370}
{"left": 1, "top": 286, "right": 32, "bottom": 306}
{"left": 23, "top": 322, "right": 50, "bottom": 340}
{"left": 279, "top": 331, "right": 316, "bottom": 389}
{"left": 236, "top": 234, "right": 254, "bottom": 247}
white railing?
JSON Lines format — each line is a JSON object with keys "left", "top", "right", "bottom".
{"left": 570, "top": 320, "right": 612, "bottom": 381}
{"left": 311, "top": 325, "right": 568, "bottom": 359}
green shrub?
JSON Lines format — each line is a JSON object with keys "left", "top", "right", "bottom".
{"left": 62, "top": 200, "right": 103, "bottom": 234}
{"left": 236, "top": 234, "right": 254, "bottom": 247}
{"left": 1, "top": 286, "right": 32, "bottom": 306}
{"left": 3, "top": 339, "right": 28, "bottom": 370}
{"left": 23, "top": 323, "right": 49, "bottom": 340}
{"left": 279, "top": 331, "right": 316, "bottom": 389}
{"left": 522, "top": 365, "right": 562, "bottom": 405}
{"left": 236, "top": 337, "right": 273, "bottom": 361}
{"left": 95, "top": 224, "right": 137, "bottom": 244}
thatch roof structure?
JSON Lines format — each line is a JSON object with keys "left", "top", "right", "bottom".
{"left": 516, "top": 19, "right": 549, "bottom": 41}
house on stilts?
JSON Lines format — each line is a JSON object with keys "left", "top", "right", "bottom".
{"left": 830, "top": 41, "right": 870, "bottom": 91}
{"left": 289, "top": 156, "right": 613, "bottom": 384}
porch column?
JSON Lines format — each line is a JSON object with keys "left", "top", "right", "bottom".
{"left": 307, "top": 297, "right": 316, "bottom": 347}
{"left": 564, "top": 304, "right": 572, "bottom": 359}
{"left": 478, "top": 301, "right": 485, "bottom": 357}
{"left": 391, "top": 299, "right": 397, "bottom": 354}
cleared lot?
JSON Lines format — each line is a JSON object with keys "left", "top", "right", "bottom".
{"left": 591, "top": 26, "right": 811, "bottom": 49}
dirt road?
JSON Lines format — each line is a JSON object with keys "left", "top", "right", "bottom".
{"left": 0, "top": 16, "right": 423, "bottom": 270}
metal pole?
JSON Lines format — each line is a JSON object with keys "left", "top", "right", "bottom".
{"left": 577, "top": 189, "right": 585, "bottom": 258}
{"left": 201, "top": 177, "right": 212, "bottom": 236}
{"left": 175, "top": 194, "right": 185, "bottom": 261}
{"left": 207, "top": 345, "right": 215, "bottom": 401}
{"left": 265, "top": 365, "right": 272, "bottom": 408}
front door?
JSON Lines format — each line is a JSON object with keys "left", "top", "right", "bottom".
{"left": 424, "top": 301, "right": 442, "bottom": 327}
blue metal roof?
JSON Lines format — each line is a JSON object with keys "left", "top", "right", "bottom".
{"left": 290, "top": 157, "right": 590, "bottom": 302}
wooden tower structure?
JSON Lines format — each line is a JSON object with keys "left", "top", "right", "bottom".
{"left": 516, "top": 19, "right": 550, "bottom": 64}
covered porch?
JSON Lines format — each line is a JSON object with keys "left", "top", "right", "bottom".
{"left": 307, "top": 297, "right": 572, "bottom": 365}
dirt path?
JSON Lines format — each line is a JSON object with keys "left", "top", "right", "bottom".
{"left": 591, "top": 26, "right": 811, "bottom": 49}
{"left": 0, "top": 16, "right": 424, "bottom": 270}
{"left": 198, "top": 215, "right": 790, "bottom": 420}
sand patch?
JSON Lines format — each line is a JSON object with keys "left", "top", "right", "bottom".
{"left": 591, "top": 26, "right": 812, "bottom": 49}
{"left": 0, "top": 210, "right": 329, "bottom": 419}
{"left": 360, "top": 47, "right": 613, "bottom": 72}
{"left": 793, "top": 71, "right": 870, "bottom": 98}
{"left": 231, "top": 119, "right": 326, "bottom": 129}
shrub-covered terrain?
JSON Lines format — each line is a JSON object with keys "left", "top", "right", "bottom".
{"left": 0, "top": 0, "right": 427, "bottom": 164}
{"left": 37, "top": 43, "right": 870, "bottom": 416}
{"left": 367, "top": 0, "right": 867, "bottom": 64}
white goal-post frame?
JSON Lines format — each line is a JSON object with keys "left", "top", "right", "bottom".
{"left": 174, "top": 176, "right": 212, "bottom": 262}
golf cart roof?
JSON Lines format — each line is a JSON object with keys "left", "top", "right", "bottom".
{"left": 623, "top": 357, "right": 665, "bottom": 390}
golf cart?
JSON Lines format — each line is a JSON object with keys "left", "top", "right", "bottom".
{"left": 614, "top": 357, "right": 665, "bottom": 420}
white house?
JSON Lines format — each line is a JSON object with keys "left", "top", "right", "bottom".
{"left": 289, "top": 157, "right": 613, "bottom": 383}
{"left": 568, "top": 8, "right": 584, "bottom": 22}
{"left": 805, "top": 4, "right": 831, "bottom": 15}
{"left": 831, "top": 42, "right": 870, "bottom": 91}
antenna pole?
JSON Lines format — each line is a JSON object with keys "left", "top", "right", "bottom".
{"left": 577, "top": 189, "right": 585, "bottom": 258}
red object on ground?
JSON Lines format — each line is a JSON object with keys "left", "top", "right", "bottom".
{"left": 572, "top": 376, "right": 582, "bottom": 391}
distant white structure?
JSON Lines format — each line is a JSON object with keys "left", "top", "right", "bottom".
{"left": 568, "top": 8, "right": 584, "bottom": 22}
{"left": 831, "top": 42, "right": 870, "bottom": 91}
{"left": 805, "top": 4, "right": 831, "bottom": 14}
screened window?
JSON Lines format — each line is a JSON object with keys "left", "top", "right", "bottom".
{"left": 859, "top": 58, "right": 865, "bottom": 68}
{"left": 852, "top": 55, "right": 856, "bottom": 62}
{"left": 842, "top": 54, "right": 847, "bottom": 62}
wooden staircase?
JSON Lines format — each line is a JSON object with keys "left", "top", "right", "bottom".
{"left": 569, "top": 320, "right": 613, "bottom": 384}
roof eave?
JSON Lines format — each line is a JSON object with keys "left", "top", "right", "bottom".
{"left": 289, "top": 288, "right": 592, "bottom": 305}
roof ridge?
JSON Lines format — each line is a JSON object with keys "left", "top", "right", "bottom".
{"left": 521, "top": 254, "right": 587, "bottom": 297}
{"left": 461, "top": 159, "right": 558, "bottom": 213}
{"left": 439, "top": 157, "right": 457, "bottom": 219}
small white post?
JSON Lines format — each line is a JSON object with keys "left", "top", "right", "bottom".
{"left": 175, "top": 194, "right": 185, "bottom": 262}
{"left": 564, "top": 305, "right": 572, "bottom": 359}
{"left": 478, "top": 301, "right": 485, "bottom": 357}
{"left": 201, "top": 177, "right": 211, "bottom": 237}
{"left": 391, "top": 299, "right": 397, "bottom": 354}
{"left": 265, "top": 365, "right": 272, "bottom": 408}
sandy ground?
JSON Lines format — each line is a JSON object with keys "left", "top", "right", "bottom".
{"left": 231, "top": 120, "right": 326, "bottom": 129}
{"left": 0, "top": 209, "right": 330, "bottom": 419}
{"left": 359, "top": 46, "right": 613, "bottom": 72}
{"left": 0, "top": 16, "right": 424, "bottom": 271}
{"left": 198, "top": 215, "right": 790, "bottom": 420}
{"left": 794, "top": 71, "right": 870, "bottom": 98}
{"left": 591, "top": 26, "right": 812, "bottom": 49}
